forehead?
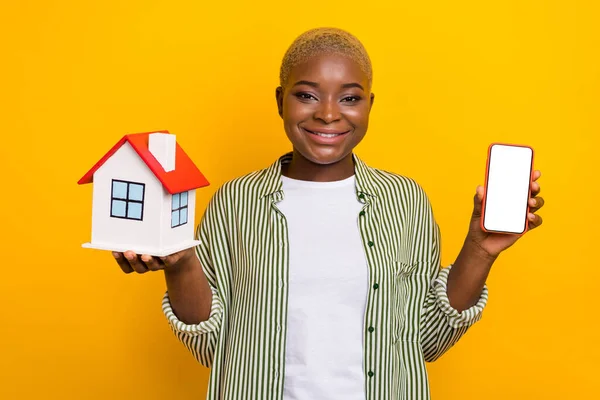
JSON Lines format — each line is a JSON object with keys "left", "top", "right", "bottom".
{"left": 288, "top": 53, "right": 369, "bottom": 86}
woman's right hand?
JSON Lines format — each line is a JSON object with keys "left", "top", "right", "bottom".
{"left": 112, "top": 247, "right": 195, "bottom": 274}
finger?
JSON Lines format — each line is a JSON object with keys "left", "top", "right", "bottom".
{"left": 113, "top": 252, "right": 134, "bottom": 274}
{"left": 532, "top": 170, "right": 541, "bottom": 181}
{"left": 124, "top": 251, "right": 149, "bottom": 274}
{"left": 161, "top": 254, "right": 181, "bottom": 269}
{"left": 528, "top": 196, "right": 545, "bottom": 212}
{"left": 162, "top": 249, "right": 190, "bottom": 267}
{"left": 530, "top": 180, "right": 541, "bottom": 197}
{"left": 472, "top": 185, "right": 485, "bottom": 217}
{"left": 476, "top": 185, "right": 485, "bottom": 202}
{"left": 140, "top": 254, "right": 165, "bottom": 271}
{"left": 527, "top": 212, "right": 543, "bottom": 229}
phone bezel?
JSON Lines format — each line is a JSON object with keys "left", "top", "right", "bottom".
{"left": 481, "top": 143, "right": 535, "bottom": 235}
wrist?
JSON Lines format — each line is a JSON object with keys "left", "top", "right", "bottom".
{"left": 460, "top": 238, "right": 498, "bottom": 266}
{"left": 164, "top": 248, "right": 198, "bottom": 274}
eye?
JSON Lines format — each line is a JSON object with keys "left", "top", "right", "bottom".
{"left": 294, "top": 92, "right": 317, "bottom": 101}
{"left": 341, "top": 96, "right": 362, "bottom": 103}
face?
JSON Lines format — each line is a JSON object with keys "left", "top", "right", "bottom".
{"left": 276, "top": 53, "right": 374, "bottom": 166}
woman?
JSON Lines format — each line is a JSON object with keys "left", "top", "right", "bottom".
{"left": 113, "top": 28, "right": 544, "bottom": 400}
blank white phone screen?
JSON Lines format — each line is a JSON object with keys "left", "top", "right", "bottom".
{"left": 484, "top": 145, "right": 533, "bottom": 234}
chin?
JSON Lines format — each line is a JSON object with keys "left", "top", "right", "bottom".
{"left": 298, "top": 147, "right": 352, "bottom": 166}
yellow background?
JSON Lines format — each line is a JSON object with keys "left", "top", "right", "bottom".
{"left": 1, "top": 1, "right": 598, "bottom": 399}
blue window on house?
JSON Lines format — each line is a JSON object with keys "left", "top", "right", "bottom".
{"left": 110, "top": 180, "right": 145, "bottom": 221}
{"left": 171, "top": 191, "right": 188, "bottom": 228}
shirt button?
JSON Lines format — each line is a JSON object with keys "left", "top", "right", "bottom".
{"left": 368, "top": 371, "right": 374, "bottom": 377}
{"left": 359, "top": 193, "right": 365, "bottom": 199}
{"left": 278, "top": 280, "right": 284, "bottom": 289}
{"left": 359, "top": 211, "right": 365, "bottom": 216}
{"left": 368, "top": 241, "right": 374, "bottom": 247}
{"left": 368, "top": 326, "right": 374, "bottom": 333}
{"left": 373, "top": 283, "right": 379, "bottom": 289}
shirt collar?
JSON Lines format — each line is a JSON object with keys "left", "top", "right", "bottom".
{"left": 259, "top": 152, "right": 379, "bottom": 200}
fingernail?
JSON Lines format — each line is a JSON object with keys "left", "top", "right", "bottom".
{"left": 125, "top": 254, "right": 133, "bottom": 260}
{"left": 113, "top": 252, "right": 120, "bottom": 259}
{"left": 528, "top": 213, "right": 535, "bottom": 220}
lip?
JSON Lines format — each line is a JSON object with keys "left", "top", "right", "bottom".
{"left": 301, "top": 127, "right": 351, "bottom": 145}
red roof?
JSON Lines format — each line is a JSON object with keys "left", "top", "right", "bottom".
{"left": 78, "top": 130, "right": 209, "bottom": 194}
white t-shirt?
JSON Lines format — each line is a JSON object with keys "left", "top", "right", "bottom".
{"left": 277, "top": 174, "right": 369, "bottom": 400}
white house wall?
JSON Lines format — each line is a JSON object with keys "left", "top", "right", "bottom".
{"left": 160, "top": 189, "right": 196, "bottom": 250}
{"left": 91, "top": 142, "right": 162, "bottom": 251}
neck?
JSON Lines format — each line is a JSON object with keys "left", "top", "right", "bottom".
{"left": 282, "top": 150, "right": 355, "bottom": 182}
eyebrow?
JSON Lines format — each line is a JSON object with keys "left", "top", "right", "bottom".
{"left": 341, "top": 82, "right": 365, "bottom": 90}
{"left": 292, "top": 80, "right": 365, "bottom": 91}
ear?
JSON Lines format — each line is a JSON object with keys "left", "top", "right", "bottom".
{"left": 369, "top": 93, "right": 375, "bottom": 111}
{"left": 275, "top": 86, "right": 284, "bottom": 118}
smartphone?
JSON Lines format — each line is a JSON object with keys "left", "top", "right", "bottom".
{"left": 481, "top": 143, "right": 534, "bottom": 235}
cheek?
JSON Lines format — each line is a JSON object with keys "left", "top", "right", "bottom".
{"left": 283, "top": 98, "right": 314, "bottom": 121}
{"left": 282, "top": 102, "right": 304, "bottom": 137}
{"left": 345, "top": 106, "right": 370, "bottom": 127}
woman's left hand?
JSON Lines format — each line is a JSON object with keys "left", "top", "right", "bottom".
{"left": 466, "top": 170, "right": 545, "bottom": 259}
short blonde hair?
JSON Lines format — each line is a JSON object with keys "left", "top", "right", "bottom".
{"left": 279, "top": 27, "right": 373, "bottom": 88}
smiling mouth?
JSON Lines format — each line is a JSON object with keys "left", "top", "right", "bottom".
{"left": 303, "top": 128, "right": 350, "bottom": 138}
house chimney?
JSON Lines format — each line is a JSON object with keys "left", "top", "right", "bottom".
{"left": 149, "top": 133, "right": 176, "bottom": 172}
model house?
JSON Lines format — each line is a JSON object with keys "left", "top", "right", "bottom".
{"left": 78, "top": 131, "right": 209, "bottom": 256}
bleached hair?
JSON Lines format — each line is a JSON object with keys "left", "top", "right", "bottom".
{"left": 279, "top": 27, "right": 373, "bottom": 88}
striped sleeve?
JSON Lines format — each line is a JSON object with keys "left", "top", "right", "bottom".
{"left": 416, "top": 193, "right": 488, "bottom": 363}
{"left": 432, "top": 265, "right": 488, "bottom": 328}
{"left": 162, "top": 286, "right": 223, "bottom": 367}
{"left": 162, "top": 188, "right": 229, "bottom": 368}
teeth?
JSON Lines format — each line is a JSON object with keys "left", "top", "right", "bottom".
{"left": 315, "top": 132, "right": 340, "bottom": 138}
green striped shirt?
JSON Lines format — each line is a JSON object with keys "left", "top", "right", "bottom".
{"left": 162, "top": 152, "right": 488, "bottom": 400}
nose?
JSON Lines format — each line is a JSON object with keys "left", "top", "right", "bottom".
{"left": 313, "top": 98, "right": 341, "bottom": 124}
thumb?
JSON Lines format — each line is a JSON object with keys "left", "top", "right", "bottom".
{"left": 472, "top": 185, "right": 485, "bottom": 217}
